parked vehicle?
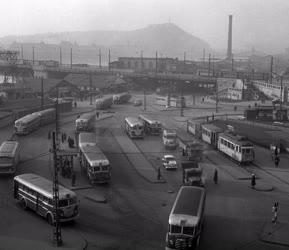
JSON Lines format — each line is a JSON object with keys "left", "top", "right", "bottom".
{"left": 162, "top": 155, "right": 177, "bottom": 170}
{"left": 133, "top": 99, "right": 142, "bottom": 106}
{"left": 124, "top": 117, "right": 144, "bottom": 139}
{"left": 182, "top": 161, "right": 205, "bottom": 187}
{"left": 178, "top": 137, "right": 203, "bottom": 161}
{"left": 139, "top": 114, "right": 162, "bottom": 135}
{"left": 75, "top": 112, "right": 95, "bottom": 132}
{"left": 162, "top": 129, "right": 177, "bottom": 149}
{"left": 13, "top": 173, "right": 79, "bottom": 224}
{"left": 0, "top": 140, "right": 20, "bottom": 175}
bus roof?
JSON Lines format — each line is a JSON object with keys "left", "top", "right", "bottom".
{"left": 79, "top": 132, "right": 97, "bottom": 147}
{"left": 169, "top": 186, "right": 206, "bottom": 227}
{"left": 14, "top": 173, "right": 76, "bottom": 200}
{"left": 202, "top": 123, "right": 223, "bottom": 133}
{"left": 139, "top": 114, "right": 161, "bottom": 125}
{"left": 219, "top": 132, "right": 254, "bottom": 147}
{"left": 32, "top": 108, "right": 55, "bottom": 116}
{"left": 15, "top": 113, "right": 40, "bottom": 124}
{"left": 125, "top": 117, "right": 143, "bottom": 126}
{"left": 0, "top": 141, "right": 19, "bottom": 157}
{"left": 80, "top": 145, "right": 109, "bottom": 166}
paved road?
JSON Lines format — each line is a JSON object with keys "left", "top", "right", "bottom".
{"left": 0, "top": 96, "right": 289, "bottom": 249}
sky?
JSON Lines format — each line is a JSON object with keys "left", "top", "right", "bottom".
{"left": 2, "top": 0, "right": 289, "bottom": 53}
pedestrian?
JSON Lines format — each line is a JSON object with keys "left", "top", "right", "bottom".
{"left": 274, "top": 146, "right": 279, "bottom": 157}
{"left": 251, "top": 174, "right": 256, "bottom": 189}
{"left": 213, "top": 169, "right": 218, "bottom": 184}
{"left": 71, "top": 172, "right": 76, "bottom": 187}
{"left": 96, "top": 112, "right": 99, "bottom": 118}
{"left": 48, "top": 131, "right": 51, "bottom": 140}
{"left": 61, "top": 133, "right": 64, "bottom": 143}
{"left": 274, "top": 156, "right": 280, "bottom": 168}
{"left": 63, "top": 132, "right": 67, "bottom": 141}
{"left": 157, "top": 166, "right": 161, "bottom": 180}
{"left": 74, "top": 101, "right": 77, "bottom": 108}
{"left": 234, "top": 106, "right": 237, "bottom": 112}
{"left": 272, "top": 202, "right": 279, "bottom": 224}
{"left": 212, "top": 114, "right": 214, "bottom": 120}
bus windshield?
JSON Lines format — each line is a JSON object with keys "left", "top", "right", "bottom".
{"left": 59, "top": 197, "right": 77, "bottom": 207}
{"left": 0, "top": 156, "right": 13, "bottom": 165}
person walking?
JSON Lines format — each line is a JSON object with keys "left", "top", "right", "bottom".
{"left": 71, "top": 172, "right": 76, "bottom": 187}
{"left": 275, "top": 156, "right": 280, "bottom": 168}
{"left": 213, "top": 169, "right": 218, "bottom": 184}
{"left": 272, "top": 202, "right": 279, "bottom": 224}
{"left": 157, "top": 166, "right": 161, "bottom": 181}
{"left": 251, "top": 174, "right": 256, "bottom": 189}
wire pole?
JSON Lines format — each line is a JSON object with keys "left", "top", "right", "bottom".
{"left": 167, "top": 81, "right": 171, "bottom": 107}
{"left": 21, "top": 45, "right": 24, "bottom": 60}
{"left": 70, "top": 48, "right": 72, "bottom": 69}
{"left": 52, "top": 131, "right": 62, "bottom": 246}
{"left": 59, "top": 47, "right": 62, "bottom": 66}
{"left": 108, "top": 49, "right": 111, "bottom": 71}
{"left": 155, "top": 51, "right": 158, "bottom": 74}
{"left": 99, "top": 48, "right": 102, "bottom": 68}
{"left": 270, "top": 56, "right": 273, "bottom": 85}
{"left": 143, "top": 88, "right": 146, "bottom": 111}
{"left": 180, "top": 83, "right": 184, "bottom": 117}
{"left": 41, "top": 77, "right": 44, "bottom": 110}
{"left": 215, "top": 83, "right": 218, "bottom": 113}
{"left": 208, "top": 53, "right": 211, "bottom": 76}
{"left": 55, "top": 88, "right": 59, "bottom": 142}
{"left": 280, "top": 75, "right": 283, "bottom": 110}
{"left": 141, "top": 50, "right": 143, "bottom": 72}
{"left": 89, "top": 74, "right": 92, "bottom": 105}
{"left": 32, "top": 46, "right": 35, "bottom": 65}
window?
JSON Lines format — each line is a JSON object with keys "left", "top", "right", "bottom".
{"left": 170, "top": 225, "right": 182, "bottom": 234}
{"left": 183, "top": 226, "right": 195, "bottom": 235}
{"left": 59, "top": 199, "right": 69, "bottom": 207}
{"left": 246, "top": 148, "right": 251, "bottom": 154}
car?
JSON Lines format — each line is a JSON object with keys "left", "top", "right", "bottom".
{"left": 133, "top": 99, "right": 142, "bottom": 106}
{"left": 162, "top": 154, "right": 177, "bottom": 170}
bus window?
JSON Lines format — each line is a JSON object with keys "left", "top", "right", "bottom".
{"left": 171, "top": 225, "right": 182, "bottom": 233}
{"left": 183, "top": 226, "right": 195, "bottom": 236}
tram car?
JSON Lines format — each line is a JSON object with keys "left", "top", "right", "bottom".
{"left": 33, "top": 108, "right": 56, "bottom": 126}
{"left": 75, "top": 112, "right": 95, "bottom": 132}
{"left": 95, "top": 96, "right": 113, "bottom": 110}
{"left": 112, "top": 92, "right": 131, "bottom": 104}
{"left": 187, "top": 119, "right": 205, "bottom": 139}
{"left": 201, "top": 124, "right": 223, "bottom": 148}
{"left": 217, "top": 132, "right": 255, "bottom": 164}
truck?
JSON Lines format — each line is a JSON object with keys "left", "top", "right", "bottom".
{"left": 162, "top": 129, "right": 177, "bottom": 149}
{"left": 182, "top": 161, "right": 205, "bottom": 187}
{"left": 178, "top": 137, "right": 203, "bottom": 161}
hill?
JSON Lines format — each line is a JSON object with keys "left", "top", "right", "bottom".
{"left": 0, "top": 23, "right": 211, "bottom": 63}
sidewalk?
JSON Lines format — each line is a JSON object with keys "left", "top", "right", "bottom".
{"left": 0, "top": 233, "right": 87, "bottom": 250}
{"left": 260, "top": 221, "right": 289, "bottom": 247}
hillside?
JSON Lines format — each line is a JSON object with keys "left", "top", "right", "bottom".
{"left": 1, "top": 23, "right": 211, "bottom": 63}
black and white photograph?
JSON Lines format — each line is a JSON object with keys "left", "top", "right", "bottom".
{"left": 0, "top": 0, "right": 289, "bottom": 249}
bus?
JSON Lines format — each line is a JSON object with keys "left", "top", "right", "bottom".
{"left": 79, "top": 144, "right": 111, "bottom": 184}
{"left": 124, "top": 117, "right": 144, "bottom": 139}
{"left": 14, "top": 113, "right": 41, "bottom": 135}
{"left": 75, "top": 112, "right": 95, "bottom": 132}
{"left": 13, "top": 173, "right": 79, "bottom": 224}
{"left": 0, "top": 140, "right": 20, "bottom": 175}
{"left": 162, "top": 129, "right": 177, "bottom": 149}
{"left": 166, "top": 186, "right": 206, "bottom": 249}
{"left": 139, "top": 114, "right": 162, "bottom": 135}
{"left": 78, "top": 132, "right": 97, "bottom": 147}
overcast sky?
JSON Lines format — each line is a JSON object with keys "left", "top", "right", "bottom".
{"left": 2, "top": 0, "right": 289, "bottom": 53}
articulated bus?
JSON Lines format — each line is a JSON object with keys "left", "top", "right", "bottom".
{"left": 0, "top": 140, "right": 20, "bottom": 175}
{"left": 124, "top": 117, "right": 144, "bottom": 139}
{"left": 13, "top": 173, "right": 79, "bottom": 224}
{"left": 166, "top": 186, "right": 206, "bottom": 249}
{"left": 138, "top": 114, "right": 162, "bottom": 135}
{"left": 75, "top": 112, "right": 95, "bottom": 132}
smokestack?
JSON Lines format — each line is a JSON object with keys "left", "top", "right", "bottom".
{"left": 227, "top": 15, "right": 233, "bottom": 60}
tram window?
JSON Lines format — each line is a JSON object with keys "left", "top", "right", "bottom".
{"left": 246, "top": 148, "right": 251, "bottom": 153}
{"left": 171, "top": 225, "right": 182, "bottom": 234}
{"left": 183, "top": 226, "right": 195, "bottom": 236}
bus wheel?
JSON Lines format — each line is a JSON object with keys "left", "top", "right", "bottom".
{"left": 47, "top": 214, "right": 54, "bottom": 225}
{"left": 20, "top": 198, "right": 27, "bottom": 210}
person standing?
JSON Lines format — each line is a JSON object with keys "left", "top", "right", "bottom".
{"left": 213, "top": 169, "right": 218, "bottom": 184}
{"left": 251, "top": 174, "right": 256, "bottom": 189}
{"left": 157, "top": 166, "right": 161, "bottom": 180}
{"left": 275, "top": 156, "right": 280, "bottom": 168}
{"left": 71, "top": 172, "right": 76, "bottom": 187}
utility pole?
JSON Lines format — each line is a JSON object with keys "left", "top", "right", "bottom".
{"left": 41, "top": 77, "right": 44, "bottom": 110}
{"left": 99, "top": 48, "right": 102, "bottom": 68}
{"left": 141, "top": 50, "right": 143, "bottom": 72}
{"left": 21, "top": 45, "right": 23, "bottom": 60}
{"left": 89, "top": 74, "right": 93, "bottom": 105}
{"left": 59, "top": 47, "right": 62, "bottom": 66}
{"left": 52, "top": 131, "right": 62, "bottom": 247}
{"left": 167, "top": 81, "right": 171, "bottom": 107}
{"left": 155, "top": 51, "right": 158, "bottom": 74}
{"left": 208, "top": 53, "right": 211, "bottom": 76}
{"left": 70, "top": 48, "right": 72, "bottom": 69}
{"left": 280, "top": 75, "right": 283, "bottom": 110}
{"left": 184, "top": 52, "right": 186, "bottom": 73}
{"left": 143, "top": 88, "right": 147, "bottom": 111}
{"left": 108, "top": 49, "right": 111, "bottom": 71}
{"left": 215, "top": 83, "right": 218, "bottom": 113}
{"left": 203, "top": 48, "right": 206, "bottom": 67}
{"left": 270, "top": 56, "right": 273, "bottom": 85}
{"left": 180, "top": 83, "right": 184, "bottom": 117}
{"left": 32, "top": 46, "right": 35, "bottom": 65}
{"left": 55, "top": 88, "right": 59, "bottom": 141}
{"left": 231, "top": 57, "right": 234, "bottom": 71}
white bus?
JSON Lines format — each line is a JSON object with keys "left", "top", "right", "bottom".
{"left": 166, "top": 186, "right": 206, "bottom": 249}
{"left": 124, "top": 117, "right": 144, "bottom": 139}
{"left": 162, "top": 129, "right": 177, "bottom": 149}
{"left": 0, "top": 141, "right": 20, "bottom": 174}
{"left": 139, "top": 114, "right": 162, "bottom": 135}
{"left": 79, "top": 144, "right": 111, "bottom": 184}
{"left": 33, "top": 108, "right": 56, "bottom": 126}
{"left": 13, "top": 173, "right": 79, "bottom": 224}
{"left": 14, "top": 113, "right": 41, "bottom": 135}
{"left": 78, "top": 132, "right": 97, "bottom": 147}
{"left": 75, "top": 112, "right": 95, "bottom": 132}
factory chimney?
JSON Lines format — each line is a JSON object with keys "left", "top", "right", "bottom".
{"left": 227, "top": 15, "right": 233, "bottom": 60}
